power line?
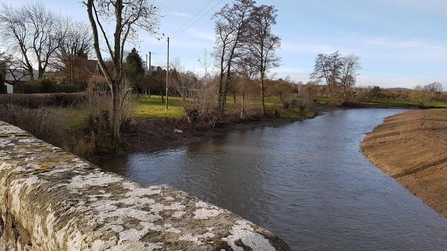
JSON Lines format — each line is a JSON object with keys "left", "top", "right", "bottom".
{"left": 171, "top": 0, "right": 224, "bottom": 38}
{"left": 153, "top": 0, "right": 224, "bottom": 55}
{"left": 170, "top": 0, "right": 215, "bottom": 38}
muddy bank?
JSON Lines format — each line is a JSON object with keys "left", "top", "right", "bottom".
{"left": 124, "top": 102, "right": 343, "bottom": 153}
{"left": 124, "top": 117, "right": 303, "bottom": 153}
{"left": 361, "top": 109, "right": 447, "bottom": 217}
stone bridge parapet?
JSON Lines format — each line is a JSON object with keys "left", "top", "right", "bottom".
{"left": 0, "top": 121, "right": 290, "bottom": 250}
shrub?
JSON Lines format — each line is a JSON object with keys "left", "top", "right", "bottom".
{"left": 23, "top": 82, "right": 42, "bottom": 94}
{"left": 60, "top": 89, "right": 135, "bottom": 161}
{"left": 0, "top": 104, "right": 67, "bottom": 143}
{"left": 0, "top": 93, "right": 87, "bottom": 108}
{"left": 56, "top": 84, "right": 80, "bottom": 93}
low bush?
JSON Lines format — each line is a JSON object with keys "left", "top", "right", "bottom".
{"left": 56, "top": 84, "right": 80, "bottom": 93}
{"left": 0, "top": 93, "right": 87, "bottom": 108}
{"left": 0, "top": 104, "right": 67, "bottom": 143}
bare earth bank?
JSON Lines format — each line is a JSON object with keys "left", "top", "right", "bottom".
{"left": 361, "top": 109, "right": 447, "bottom": 217}
{"left": 124, "top": 103, "right": 342, "bottom": 153}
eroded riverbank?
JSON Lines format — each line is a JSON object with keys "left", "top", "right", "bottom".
{"left": 123, "top": 102, "right": 343, "bottom": 154}
{"left": 361, "top": 109, "right": 447, "bottom": 217}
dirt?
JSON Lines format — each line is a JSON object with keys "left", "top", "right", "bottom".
{"left": 361, "top": 109, "right": 447, "bottom": 217}
{"left": 123, "top": 117, "right": 301, "bottom": 153}
{"left": 123, "top": 102, "right": 344, "bottom": 153}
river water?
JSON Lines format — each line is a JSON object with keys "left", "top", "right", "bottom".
{"left": 100, "top": 109, "right": 447, "bottom": 250}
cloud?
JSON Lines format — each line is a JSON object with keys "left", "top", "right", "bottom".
{"left": 168, "top": 11, "right": 192, "bottom": 19}
{"left": 189, "top": 29, "right": 214, "bottom": 42}
{"left": 379, "top": 0, "right": 447, "bottom": 14}
{"left": 364, "top": 37, "right": 446, "bottom": 50}
{"left": 357, "top": 74, "right": 447, "bottom": 90}
{"left": 280, "top": 42, "right": 336, "bottom": 55}
{"left": 358, "top": 37, "right": 447, "bottom": 63}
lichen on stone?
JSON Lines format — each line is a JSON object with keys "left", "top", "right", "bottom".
{"left": 0, "top": 120, "right": 291, "bottom": 251}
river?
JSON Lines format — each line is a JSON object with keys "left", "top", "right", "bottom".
{"left": 100, "top": 109, "right": 447, "bottom": 250}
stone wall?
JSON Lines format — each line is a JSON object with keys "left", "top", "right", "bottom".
{"left": 0, "top": 121, "right": 291, "bottom": 250}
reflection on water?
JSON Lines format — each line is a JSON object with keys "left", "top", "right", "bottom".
{"left": 101, "top": 109, "right": 447, "bottom": 250}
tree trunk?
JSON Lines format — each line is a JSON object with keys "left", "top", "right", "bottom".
{"left": 111, "top": 84, "right": 121, "bottom": 142}
{"left": 217, "top": 73, "right": 224, "bottom": 116}
{"left": 327, "top": 83, "right": 333, "bottom": 103}
{"left": 260, "top": 76, "right": 266, "bottom": 116}
{"left": 240, "top": 93, "right": 246, "bottom": 120}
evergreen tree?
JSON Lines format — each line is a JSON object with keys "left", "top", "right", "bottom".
{"left": 124, "top": 48, "right": 145, "bottom": 93}
{"left": 125, "top": 48, "right": 145, "bottom": 75}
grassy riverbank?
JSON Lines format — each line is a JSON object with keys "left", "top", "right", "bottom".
{"left": 360, "top": 109, "right": 447, "bottom": 217}
{"left": 124, "top": 95, "right": 325, "bottom": 154}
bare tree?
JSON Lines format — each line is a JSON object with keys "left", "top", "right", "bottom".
{"left": 83, "top": 0, "right": 161, "bottom": 142}
{"left": 310, "top": 51, "right": 345, "bottom": 103}
{"left": 235, "top": 55, "right": 257, "bottom": 120}
{"left": 339, "top": 54, "right": 361, "bottom": 103}
{"left": 245, "top": 4, "right": 281, "bottom": 116}
{"left": 0, "top": 3, "right": 95, "bottom": 90}
{"left": 302, "top": 82, "right": 320, "bottom": 102}
{"left": 411, "top": 85, "right": 428, "bottom": 106}
{"left": 269, "top": 78, "right": 293, "bottom": 101}
{"left": 424, "top": 82, "right": 443, "bottom": 103}
{"left": 198, "top": 48, "right": 211, "bottom": 77}
{"left": 56, "top": 21, "right": 93, "bottom": 86}
{"left": 0, "top": 2, "right": 66, "bottom": 80}
{"left": 147, "top": 66, "right": 166, "bottom": 102}
{"left": 212, "top": 0, "right": 255, "bottom": 116}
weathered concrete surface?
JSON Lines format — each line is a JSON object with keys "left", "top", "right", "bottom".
{"left": 0, "top": 121, "right": 291, "bottom": 250}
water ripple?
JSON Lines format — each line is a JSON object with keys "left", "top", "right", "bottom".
{"left": 101, "top": 109, "right": 447, "bottom": 251}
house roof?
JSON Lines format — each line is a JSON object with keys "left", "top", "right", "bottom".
{"left": 4, "top": 68, "right": 35, "bottom": 82}
{"left": 83, "top": 60, "right": 100, "bottom": 75}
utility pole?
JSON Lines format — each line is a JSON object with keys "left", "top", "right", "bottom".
{"left": 148, "top": 52, "right": 152, "bottom": 99}
{"left": 148, "top": 52, "right": 152, "bottom": 73}
{"left": 165, "top": 37, "right": 169, "bottom": 111}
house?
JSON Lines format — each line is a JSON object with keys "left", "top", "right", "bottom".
{"left": 4, "top": 82, "right": 13, "bottom": 93}
{"left": 5, "top": 68, "right": 32, "bottom": 83}
{"left": 83, "top": 60, "right": 102, "bottom": 76}
{"left": 4, "top": 68, "right": 35, "bottom": 93}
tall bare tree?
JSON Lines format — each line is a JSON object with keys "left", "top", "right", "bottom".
{"left": 0, "top": 3, "right": 67, "bottom": 80}
{"left": 198, "top": 48, "right": 212, "bottom": 77}
{"left": 310, "top": 51, "right": 344, "bottom": 103}
{"left": 235, "top": 55, "right": 257, "bottom": 120}
{"left": 245, "top": 4, "right": 281, "bottom": 115}
{"left": 57, "top": 21, "right": 93, "bottom": 86}
{"left": 147, "top": 66, "right": 167, "bottom": 102}
{"left": 213, "top": 0, "right": 255, "bottom": 116}
{"left": 339, "top": 54, "right": 361, "bottom": 102}
{"left": 83, "top": 0, "right": 161, "bottom": 142}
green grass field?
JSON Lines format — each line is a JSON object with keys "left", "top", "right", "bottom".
{"left": 134, "top": 95, "right": 186, "bottom": 120}
{"left": 134, "top": 95, "right": 314, "bottom": 120}
{"left": 64, "top": 94, "right": 447, "bottom": 132}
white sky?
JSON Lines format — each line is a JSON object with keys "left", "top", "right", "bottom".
{"left": 3, "top": 0, "right": 447, "bottom": 90}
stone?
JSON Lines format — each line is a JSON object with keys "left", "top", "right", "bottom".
{"left": 0, "top": 120, "right": 291, "bottom": 250}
